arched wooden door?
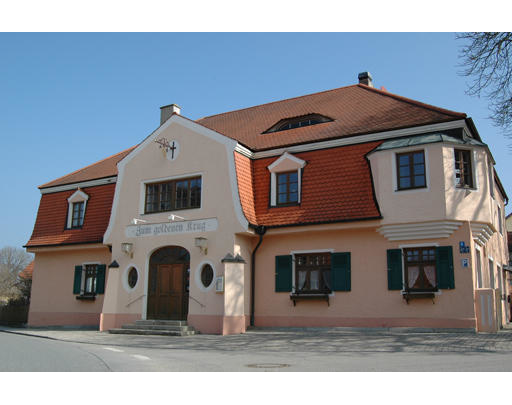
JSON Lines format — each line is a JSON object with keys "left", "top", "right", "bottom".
{"left": 147, "top": 246, "right": 190, "bottom": 320}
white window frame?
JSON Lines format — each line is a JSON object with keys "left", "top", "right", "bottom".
{"left": 139, "top": 172, "right": 203, "bottom": 216}
{"left": 290, "top": 249, "right": 335, "bottom": 296}
{"left": 398, "top": 242, "right": 441, "bottom": 295}
{"left": 452, "top": 147, "right": 478, "bottom": 191}
{"left": 474, "top": 245, "right": 483, "bottom": 289}
{"left": 392, "top": 148, "right": 430, "bottom": 194}
{"left": 80, "top": 261, "right": 100, "bottom": 295}
{"left": 67, "top": 189, "right": 89, "bottom": 229}
{"left": 195, "top": 260, "right": 216, "bottom": 292}
{"left": 122, "top": 264, "right": 139, "bottom": 292}
{"left": 488, "top": 257, "right": 495, "bottom": 289}
{"left": 268, "top": 152, "right": 306, "bottom": 207}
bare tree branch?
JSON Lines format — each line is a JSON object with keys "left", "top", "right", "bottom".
{"left": 457, "top": 32, "right": 512, "bottom": 142}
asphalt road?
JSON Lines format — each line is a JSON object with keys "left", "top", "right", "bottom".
{"left": 2, "top": 328, "right": 512, "bottom": 371}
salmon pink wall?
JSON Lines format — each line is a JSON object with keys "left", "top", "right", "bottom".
{"left": 253, "top": 223, "right": 476, "bottom": 329}
{"left": 28, "top": 246, "right": 111, "bottom": 327}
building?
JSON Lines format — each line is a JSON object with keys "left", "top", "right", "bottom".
{"left": 506, "top": 214, "right": 512, "bottom": 267}
{"left": 25, "top": 73, "right": 510, "bottom": 334}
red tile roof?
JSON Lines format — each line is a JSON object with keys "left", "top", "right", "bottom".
{"left": 28, "top": 82, "right": 471, "bottom": 242}
{"left": 39, "top": 146, "right": 136, "bottom": 189}
{"left": 198, "top": 84, "right": 466, "bottom": 151}
{"left": 235, "top": 142, "right": 382, "bottom": 227}
{"left": 19, "top": 261, "right": 34, "bottom": 279}
{"left": 25, "top": 184, "right": 116, "bottom": 247}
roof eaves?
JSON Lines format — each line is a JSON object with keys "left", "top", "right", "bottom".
{"left": 357, "top": 84, "right": 467, "bottom": 119}
{"left": 38, "top": 145, "right": 136, "bottom": 189}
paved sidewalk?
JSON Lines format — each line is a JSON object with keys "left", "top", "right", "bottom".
{"left": 2, "top": 326, "right": 512, "bottom": 354}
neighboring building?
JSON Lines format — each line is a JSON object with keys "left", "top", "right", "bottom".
{"left": 507, "top": 213, "right": 512, "bottom": 263}
{"left": 25, "top": 73, "right": 510, "bottom": 334}
{"left": 19, "top": 261, "right": 34, "bottom": 280}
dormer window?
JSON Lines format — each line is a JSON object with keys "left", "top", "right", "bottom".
{"left": 71, "top": 202, "right": 85, "bottom": 228}
{"left": 277, "top": 171, "right": 298, "bottom": 205}
{"left": 268, "top": 152, "right": 306, "bottom": 207}
{"left": 67, "top": 189, "right": 89, "bottom": 229}
{"left": 263, "top": 114, "right": 332, "bottom": 134}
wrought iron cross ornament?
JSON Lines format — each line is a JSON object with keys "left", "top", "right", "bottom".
{"left": 168, "top": 141, "right": 177, "bottom": 159}
{"left": 155, "top": 137, "right": 171, "bottom": 152}
{"left": 155, "top": 137, "right": 179, "bottom": 160}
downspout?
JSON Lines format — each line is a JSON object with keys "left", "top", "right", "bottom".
{"left": 250, "top": 225, "right": 266, "bottom": 327}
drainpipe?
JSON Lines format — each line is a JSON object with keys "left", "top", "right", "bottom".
{"left": 250, "top": 225, "right": 266, "bottom": 327}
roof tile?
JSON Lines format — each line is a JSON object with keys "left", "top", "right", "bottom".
{"left": 26, "top": 183, "right": 115, "bottom": 247}
{"left": 235, "top": 141, "right": 382, "bottom": 227}
{"left": 198, "top": 84, "right": 465, "bottom": 151}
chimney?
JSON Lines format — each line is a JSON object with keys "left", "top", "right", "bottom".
{"left": 160, "top": 103, "right": 181, "bottom": 125}
{"left": 358, "top": 71, "right": 373, "bottom": 87}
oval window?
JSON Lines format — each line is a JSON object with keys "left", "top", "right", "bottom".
{"left": 200, "top": 264, "right": 214, "bottom": 288}
{"left": 127, "top": 267, "right": 138, "bottom": 289}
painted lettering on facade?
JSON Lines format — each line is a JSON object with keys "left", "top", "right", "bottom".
{"left": 125, "top": 218, "right": 218, "bottom": 238}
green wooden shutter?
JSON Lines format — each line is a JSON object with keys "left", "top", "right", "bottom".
{"left": 387, "top": 249, "right": 403, "bottom": 290}
{"left": 96, "top": 264, "right": 106, "bottom": 294}
{"left": 73, "top": 265, "right": 82, "bottom": 294}
{"left": 275, "top": 255, "right": 292, "bottom": 292}
{"left": 332, "top": 252, "right": 351, "bottom": 291}
{"left": 436, "top": 246, "right": 454, "bottom": 289}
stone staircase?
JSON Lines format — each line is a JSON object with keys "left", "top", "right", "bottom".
{"left": 108, "top": 319, "right": 198, "bottom": 336}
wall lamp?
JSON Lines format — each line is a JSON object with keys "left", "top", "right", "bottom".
{"left": 121, "top": 242, "right": 134, "bottom": 258}
{"left": 195, "top": 237, "right": 208, "bottom": 255}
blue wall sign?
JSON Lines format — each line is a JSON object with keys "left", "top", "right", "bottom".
{"left": 459, "top": 241, "right": 470, "bottom": 254}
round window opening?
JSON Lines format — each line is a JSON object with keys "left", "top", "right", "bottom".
{"left": 127, "top": 267, "right": 138, "bottom": 289}
{"left": 200, "top": 264, "right": 214, "bottom": 288}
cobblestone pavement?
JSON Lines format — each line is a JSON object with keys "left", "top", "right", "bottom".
{"left": 2, "top": 326, "right": 512, "bottom": 354}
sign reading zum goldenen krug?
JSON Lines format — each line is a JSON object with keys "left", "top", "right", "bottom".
{"left": 125, "top": 218, "right": 218, "bottom": 238}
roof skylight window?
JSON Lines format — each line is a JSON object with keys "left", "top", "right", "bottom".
{"left": 263, "top": 114, "right": 332, "bottom": 134}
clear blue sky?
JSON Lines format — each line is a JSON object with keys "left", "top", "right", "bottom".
{"left": 0, "top": 32, "right": 510, "bottom": 249}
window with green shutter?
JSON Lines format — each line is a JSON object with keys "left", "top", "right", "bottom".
{"left": 294, "top": 253, "right": 332, "bottom": 293}
{"left": 275, "top": 255, "right": 292, "bottom": 292}
{"left": 387, "top": 249, "right": 403, "bottom": 290}
{"left": 436, "top": 246, "right": 454, "bottom": 289}
{"left": 73, "top": 265, "right": 82, "bottom": 294}
{"left": 395, "top": 246, "right": 455, "bottom": 293}
{"left": 331, "top": 252, "right": 351, "bottom": 291}
{"left": 73, "top": 263, "right": 107, "bottom": 298}
{"left": 96, "top": 264, "right": 106, "bottom": 294}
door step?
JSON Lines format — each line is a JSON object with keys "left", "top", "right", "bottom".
{"left": 108, "top": 319, "right": 198, "bottom": 336}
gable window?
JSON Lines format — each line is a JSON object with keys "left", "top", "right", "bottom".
{"left": 145, "top": 176, "right": 201, "bottom": 214}
{"left": 454, "top": 149, "right": 474, "bottom": 188}
{"left": 66, "top": 189, "right": 89, "bottom": 229}
{"left": 396, "top": 151, "right": 426, "bottom": 190}
{"left": 277, "top": 171, "right": 299, "bottom": 205}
